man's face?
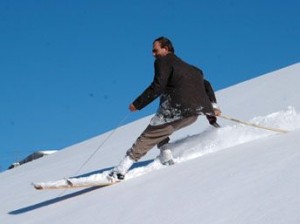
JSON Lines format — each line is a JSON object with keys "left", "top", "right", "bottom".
{"left": 152, "top": 41, "right": 169, "bottom": 59}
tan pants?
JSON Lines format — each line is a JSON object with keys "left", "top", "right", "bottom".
{"left": 126, "top": 116, "right": 198, "bottom": 161}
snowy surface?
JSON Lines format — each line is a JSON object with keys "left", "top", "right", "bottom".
{"left": 1, "top": 63, "right": 300, "bottom": 224}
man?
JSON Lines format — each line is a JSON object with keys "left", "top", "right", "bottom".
{"left": 108, "top": 37, "right": 221, "bottom": 181}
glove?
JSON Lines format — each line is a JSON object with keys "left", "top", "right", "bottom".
{"left": 206, "top": 115, "right": 221, "bottom": 128}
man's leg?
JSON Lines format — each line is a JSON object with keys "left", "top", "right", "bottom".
{"left": 157, "top": 116, "right": 198, "bottom": 165}
{"left": 109, "top": 116, "right": 198, "bottom": 181}
{"left": 108, "top": 123, "right": 174, "bottom": 181}
{"left": 127, "top": 115, "right": 198, "bottom": 161}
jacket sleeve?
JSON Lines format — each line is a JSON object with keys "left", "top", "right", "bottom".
{"left": 132, "top": 57, "right": 172, "bottom": 110}
{"left": 204, "top": 79, "right": 217, "bottom": 103}
{"left": 204, "top": 79, "right": 220, "bottom": 125}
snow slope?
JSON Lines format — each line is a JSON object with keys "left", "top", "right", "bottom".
{"left": 1, "top": 63, "right": 300, "bottom": 224}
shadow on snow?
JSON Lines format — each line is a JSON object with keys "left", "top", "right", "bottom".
{"left": 9, "top": 159, "right": 153, "bottom": 215}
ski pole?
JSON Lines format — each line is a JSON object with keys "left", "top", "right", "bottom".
{"left": 74, "top": 112, "right": 131, "bottom": 176}
{"left": 219, "top": 114, "right": 289, "bottom": 134}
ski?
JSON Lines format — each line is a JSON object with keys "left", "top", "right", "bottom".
{"left": 33, "top": 173, "right": 119, "bottom": 190}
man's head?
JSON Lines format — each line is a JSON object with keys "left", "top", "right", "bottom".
{"left": 152, "top": 37, "right": 174, "bottom": 58}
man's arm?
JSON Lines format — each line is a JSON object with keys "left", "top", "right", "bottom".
{"left": 204, "top": 79, "right": 217, "bottom": 103}
{"left": 204, "top": 79, "right": 221, "bottom": 127}
{"left": 130, "top": 57, "right": 172, "bottom": 111}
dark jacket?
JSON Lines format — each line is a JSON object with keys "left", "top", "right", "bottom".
{"left": 132, "top": 54, "right": 215, "bottom": 121}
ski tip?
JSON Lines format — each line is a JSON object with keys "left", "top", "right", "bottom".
{"left": 32, "top": 183, "right": 43, "bottom": 190}
{"left": 64, "top": 178, "right": 74, "bottom": 187}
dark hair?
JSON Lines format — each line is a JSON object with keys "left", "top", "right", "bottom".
{"left": 153, "top": 36, "right": 175, "bottom": 53}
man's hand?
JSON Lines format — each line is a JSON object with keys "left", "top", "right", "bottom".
{"left": 212, "top": 103, "right": 221, "bottom": 116}
{"left": 214, "top": 108, "right": 221, "bottom": 116}
{"left": 129, "top": 104, "right": 137, "bottom": 112}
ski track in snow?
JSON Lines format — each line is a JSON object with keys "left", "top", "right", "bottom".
{"left": 126, "top": 106, "right": 300, "bottom": 180}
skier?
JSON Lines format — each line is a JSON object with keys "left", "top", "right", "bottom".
{"left": 108, "top": 37, "right": 221, "bottom": 181}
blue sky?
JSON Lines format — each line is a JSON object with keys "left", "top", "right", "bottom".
{"left": 1, "top": 0, "right": 299, "bottom": 171}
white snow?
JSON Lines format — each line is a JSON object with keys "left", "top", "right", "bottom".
{"left": 1, "top": 63, "right": 300, "bottom": 224}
